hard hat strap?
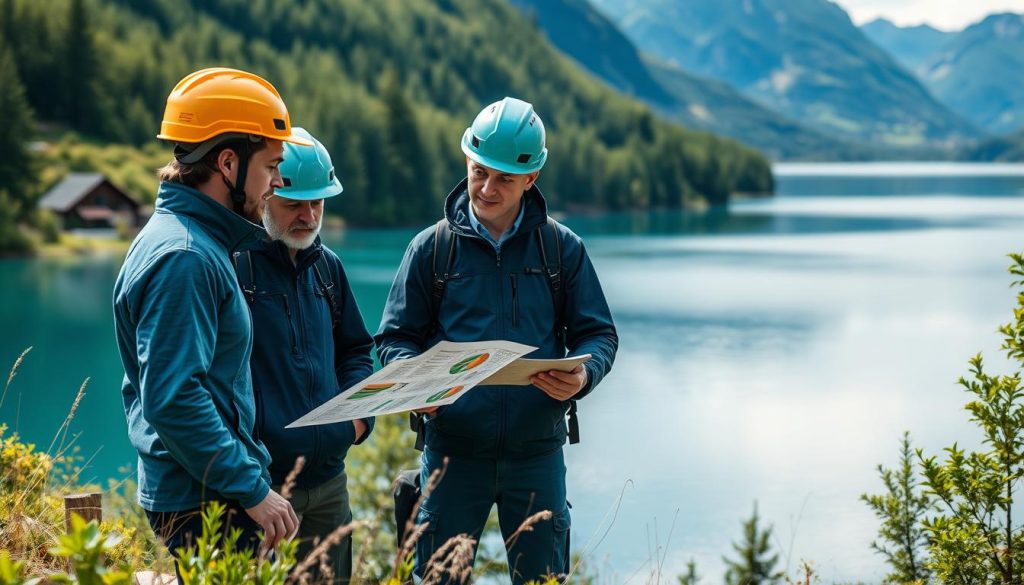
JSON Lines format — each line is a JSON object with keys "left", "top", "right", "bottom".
{"left": 221, "top": 139, "right": 252, "bottom": 217}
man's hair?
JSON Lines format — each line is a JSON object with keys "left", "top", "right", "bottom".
{"left": 158, "top": 138, "right": 268, "bottom": 187}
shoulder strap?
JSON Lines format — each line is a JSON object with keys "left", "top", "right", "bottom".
{"left": 429, "top": 218, "right": 457, "bottom": 335}
{"left": 412, "top": 219, "right": 457, "bottom": 452}
{"left": 536, "top": 217, "right": 580, "bottom": 445}
{"left": 311, "top": 251, "right": 339, "bottom": 330}
{"left": 535, "top": 217, "right": 566, "bottom": 344}
{"left": 231, "top": 250, "right": 256, "bottom": 304}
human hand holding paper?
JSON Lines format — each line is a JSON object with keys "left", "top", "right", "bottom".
{"left": 531, "top": 364, "right": 588, "bottom": 401}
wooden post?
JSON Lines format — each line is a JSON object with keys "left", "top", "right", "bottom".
{"left": 64, "top": 492, "right": 103, "bottom": 530}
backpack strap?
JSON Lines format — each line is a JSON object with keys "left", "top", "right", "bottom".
{"left": 231, "top": 250, "right": 257, "bottom": 304}
{"left": 410, "top": 219, "right": 458, "bottom": 451}
{"left": 536, "top": 217, "right": 566, "bottom": 346}
{"left": 536, "top": 217, "right": 580, "bottom": 445}
{"left": 429, "top": 218, "right": 457, "bottom": 335}
{"left": 311, "top": 251, "right": 339, "bottom": 330}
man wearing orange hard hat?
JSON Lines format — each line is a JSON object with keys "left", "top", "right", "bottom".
{"left": 113, "top": 67, "right": 310, "bottom": 573}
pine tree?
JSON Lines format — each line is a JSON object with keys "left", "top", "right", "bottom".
{"left": 63, "top": 0, "right": 101, "bottom": 134}
{"left": 380, "top": 69, "right": 434, "bottom": 224}
{"left": 0, "top": 43, "right": 35, "bottom": 204}
{"left": 678, "top": 559, "right": 701, "bottom": 585}
{"left": 861, "top": 432, "right": 932, "bottom": 584}
{"left": 723, "top": 502, "right": 783, "bottom": 585}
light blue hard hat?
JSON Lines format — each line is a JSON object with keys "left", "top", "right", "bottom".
{"left": 276, "top": 127, "right": 343, "bottom": 200}
{"left": 460, "top": 97, "right": 548, "bottom": 175}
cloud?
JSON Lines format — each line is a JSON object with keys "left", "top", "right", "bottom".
{"left": 833, "top": 0, "right": 1024, "bottom": 31}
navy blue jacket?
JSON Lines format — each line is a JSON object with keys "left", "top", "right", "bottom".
{"left": 241, "top": 237, "right": 375, "bottom": 488}
{"left": 114, "top": 182, "right": 271, "bottom": 512}
{"left": 375, "top": 179, "right": 618, "bottom": 459}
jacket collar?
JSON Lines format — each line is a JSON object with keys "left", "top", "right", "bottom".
{"left": 443, "top": 177, "right": 549, "bottom": 240}
{"left": 155, "top": 182, "right": 264, "bottom": 252}
{"left": 249, "top": 234, "right": 325, "bottom": 274}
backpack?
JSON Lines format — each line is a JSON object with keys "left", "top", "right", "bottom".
{"left": 232, "top": 248, "right": 339, "bottom": 330}
{"left": 407, "top": 216, "right": 580, "bottom": 449}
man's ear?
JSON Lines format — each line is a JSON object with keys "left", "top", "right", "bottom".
{"left": 525, "top": 171, "right": 540, "bottom": 189}
{"left": 216, "top": 148, "right": 236, "bottom": 177}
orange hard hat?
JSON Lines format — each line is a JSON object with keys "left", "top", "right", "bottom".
{"left": 157, "top": 67, "right": 312, "bottom": 147}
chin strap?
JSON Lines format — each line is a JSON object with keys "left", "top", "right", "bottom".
{"left": 221, "top": 139, "right": 253, "bottom": 217}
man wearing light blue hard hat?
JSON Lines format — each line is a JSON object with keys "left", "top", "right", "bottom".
{"left": 235, "top": 127, "right": 374, "bottom": 583}
{"left": 376, "top": 98, "right": 618, "bottom": 583}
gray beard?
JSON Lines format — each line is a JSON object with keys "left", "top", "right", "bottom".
{"left": 262, "top": 205, "right": 321, "bottom": 251}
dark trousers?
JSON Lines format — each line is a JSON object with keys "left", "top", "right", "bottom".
{"left": 415, "top": 447, "right": 571, "bottom": 585}
{"left": 272, "top": 471, "right": 353, "bottom": 584}
{"left": 146, "top": 500, "right": 262, "bottom": 583}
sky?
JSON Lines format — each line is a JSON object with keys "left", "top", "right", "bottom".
{"left": 832, "top": 0, "right": 1024, "bottom": 31}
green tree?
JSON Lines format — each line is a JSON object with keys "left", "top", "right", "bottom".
{"left": 723, "top": 502, "right": 783, "bottom": 585}
{"left": 862, "top": 431, "right": 933, "bottom": 584}
{"left": 0, "top": 43, "right": 34, "bottom": 201}
{"left": 0, "top": 190, "right": 33, "bottom": 255}
{"left": 918, "top": 253, "right": 1024, "bottom": 585}
{"left": 62, "top": 0, "right": 102, "bottom": 134}
{"left": 380, "top": 69, "right": 433, "bottom": 224}
{"left": 678, "top": 558, "right": 701, "bottom": 585}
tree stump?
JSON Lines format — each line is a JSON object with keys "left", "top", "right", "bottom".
{"left": 63, "top": 492, "right": 102, "bottom": 529}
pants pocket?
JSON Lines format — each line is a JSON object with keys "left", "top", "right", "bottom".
{"left": 413, "top": 507, "right": 440, "bottom": 579}
{"left": 551, "top": 506, "right": 571, "bottom": 577}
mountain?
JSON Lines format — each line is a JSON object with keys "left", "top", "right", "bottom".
{"left": 509, "top": 0, "right": 874, "bottom": 160}
{"left": 918, "top": 13, "right": 1024, "bottom": 134}
{"left": 2, "top": 0, "right": 773, "bottom": 227}
{"left": 589, "top": 0, "right": 980, "bottom": 146}
{"left": 508, "top": 0, "right": 673, "bottom": 105}
{"left": 860, "top": 18, "right": 951, "bottom": 73}
{"left": 965, "top": 130, "right": 1024, "bottom": 161}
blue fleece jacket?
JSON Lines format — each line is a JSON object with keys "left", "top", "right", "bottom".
{"left": 238, "top": 237, "right": 375, "bottom": 488}
{"left": 113, "top": 182, "right": 271, "bottom": 512}
{"left": 375, "top": 179, "right": 618, "bottom": 459}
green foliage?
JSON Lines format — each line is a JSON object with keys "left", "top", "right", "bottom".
{"left": 861, "top": 431, "right": 933, "bottom": 584}
{"left": 916, "top": 252, "right": 1024, "bottom": 584}
{"left": 48, "top": 514, "right": 131, "bottom": 585}
{"left": 0, "top": 41, "right": 35, "bottom": 204}
{"left": 345, "top": 414, "right": 419, "bottom": 580}
{"left": 175, "top": 501, "right": 297, "bottom": 585}
{"left": 678, "top": 558, "right": 701, "bottom": 585}
{"left": 723, "top": 502, "right": 784, "bottom": 585}
{"left": 33, "top": 209, "right": 60, "bottom": 244}
{"left": 2, "top": 0, "right": 771, "bottom": 238}
{"left": 0, "top": 551, "right": 41, "bottom": 585}
{"left": 0, "top": 190, "right": 33, "bottom": 255}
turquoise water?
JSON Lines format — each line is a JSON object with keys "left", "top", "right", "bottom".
{"left": 4, "top": 163, "right": 1024, "bottom": 580}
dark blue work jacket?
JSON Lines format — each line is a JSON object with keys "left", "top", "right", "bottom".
{"left": 241, "top": 237, "right": 374, "bottom": 488}
{"left": 375, "top": 179, "right": 618, "bottom": 459}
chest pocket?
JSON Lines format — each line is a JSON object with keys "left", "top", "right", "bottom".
{"left": 510, "top": 267, "right": 556, "bottom": 343}
{"left": 439, "top": 271, "right": 497, "bottom": 341}
{"left": 251, "top": 292, "right": 300, "bottom": 355}
{"left": 307, "top": 281, "right": 336, "bottom": 358}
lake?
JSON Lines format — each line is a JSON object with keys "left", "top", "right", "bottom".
{"left": 4, "top": 162, "right": 1024, "bottom": 581}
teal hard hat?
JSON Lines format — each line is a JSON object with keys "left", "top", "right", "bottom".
{"left": 276, "top": 127, "right": 343, "bottom": 200}
{"left": 461, "top": 97, "right": 548, "bottom": 175}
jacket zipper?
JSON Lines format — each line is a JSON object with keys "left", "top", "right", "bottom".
{"left": 495, "top": 245, "right": 506, "bottom": 458}
{"left": 294, "top": 271, "right": 320, "bottom": 473}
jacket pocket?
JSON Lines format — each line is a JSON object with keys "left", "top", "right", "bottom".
{"left": 252, "top": 383, "right": 265, "bottom": 442}
{"left": 253, "top": 292, "right": 299, "bottom": 355}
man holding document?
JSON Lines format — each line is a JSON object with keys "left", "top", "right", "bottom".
{"left": 375, "top": 97, "right": 618, "bottom": 584}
